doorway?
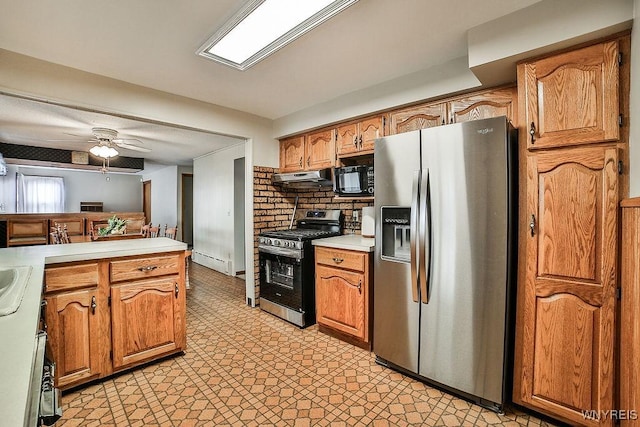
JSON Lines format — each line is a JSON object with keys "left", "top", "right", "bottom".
{"left": 233, "top": 158, "right": 245, "bottom": 275}
{"left": 181, "top": 173, "right": 193, "bottom": 246}
{"left": 143, "top": 180, "right": 151, "bottom": 224}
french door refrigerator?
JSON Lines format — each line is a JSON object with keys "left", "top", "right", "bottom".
{"left": 373, "top": 116, "right": 517, "bottom": 412}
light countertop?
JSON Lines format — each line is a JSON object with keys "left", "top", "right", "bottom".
{"left": 312, "top": 234, "right": 375, "bottom": 252}
{"left": 0, "top": 238, "right": 187, "bottom": 427}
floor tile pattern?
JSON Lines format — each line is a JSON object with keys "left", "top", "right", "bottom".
{"left": 58, "top": 263, "right": 558, "bottom": 426}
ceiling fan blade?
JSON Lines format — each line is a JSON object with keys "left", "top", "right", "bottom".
{"left": 113, "top": 138, "right": 143, "bottom": 144}
{"left": 114, "top": 142, "right": 151, "bottom": 152}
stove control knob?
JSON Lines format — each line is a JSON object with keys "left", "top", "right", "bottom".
{"left": 285, "top": 241, "right": 292, "bottom": 247}
{"left": 273, "top": 240, "right": 281, "bottom": 246}
{"left": 264, "top": 238, "right": 271, "bottom": 245}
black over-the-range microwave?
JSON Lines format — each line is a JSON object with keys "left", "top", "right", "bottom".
{"left": 333, "top": 165, "right": 374, "bottom": 196}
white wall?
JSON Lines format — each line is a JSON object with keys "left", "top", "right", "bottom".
{"left": 142, "top": 165, "right": 178, "bottom": 229}
{"left": 630, "top": 0, "right": 640, "bottom": 196}
{"left": 192, "top": 143, "right": 245, "bottom": 275}
{"left": 0, "top": 164, "right": 141, "bottom": 213}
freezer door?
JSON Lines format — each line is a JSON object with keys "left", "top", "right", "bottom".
{"left": 373, "top": 131, "right": 422, "bottom": 373}
{"left": 418, "top": 117, "right": 511, "bottom": 405}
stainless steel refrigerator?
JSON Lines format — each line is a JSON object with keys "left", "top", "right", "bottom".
{"left": 373, "top": 116, "right": 517, "bottom": 412}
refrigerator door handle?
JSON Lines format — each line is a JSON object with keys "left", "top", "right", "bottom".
{"left": 410, "top": 170, "right": 420, "bottom": 303}
{"left": 419, "top": 169, "right": 430, "bottom": 304}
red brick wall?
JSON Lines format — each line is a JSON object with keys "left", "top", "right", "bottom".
{"left": 253, "top": 166, "right": 373, "bottom": 298}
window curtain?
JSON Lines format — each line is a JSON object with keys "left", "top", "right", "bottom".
{"left": 16, "top": 173, "right": 65, "bottom": 213}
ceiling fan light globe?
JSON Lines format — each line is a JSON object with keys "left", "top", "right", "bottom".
{"left": 90, "top": 145, "right": 119, "bottom": 158}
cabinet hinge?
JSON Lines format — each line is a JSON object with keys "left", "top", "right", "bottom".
{"left": 108, "top": 296, "right": 111, "bottom": 306}
{"left": 618, "top": 52, "right": 623, "bottom": 66}
{"left": 617, "top": 287, "right": 622, "bottom": 300}
{"left": 619, "top": 114, "right": 624, "bottom": 127}
{"left": 109, "top": 350, "right": 113, "bottom": 360}
{"left": 382, "top": 116, "right": 386, "bottom": 130}
{"left": 618, "top": 160, "right": 624, "bottom": 175}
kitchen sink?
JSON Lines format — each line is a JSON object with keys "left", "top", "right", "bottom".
{"left": 0, "top": 266, "right": 33, "bottom": 316}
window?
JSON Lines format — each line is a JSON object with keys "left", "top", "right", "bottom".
{"left": 16, "top": 173, "right": 65, "bottom": 213}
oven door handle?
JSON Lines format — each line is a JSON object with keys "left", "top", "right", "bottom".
{"left": 258, "top": 245, "right": 303, "bottom": 259}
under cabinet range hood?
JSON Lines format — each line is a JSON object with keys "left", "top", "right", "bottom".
{"left": 272, "top": 169, "right": 332, "bottom": 188}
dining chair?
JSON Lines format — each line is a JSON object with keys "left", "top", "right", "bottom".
{"left": 148, "top": 224, "right": 160, "bottom": 238}
{"left": 164, "top": 225, "right": 178, "bottom": 240}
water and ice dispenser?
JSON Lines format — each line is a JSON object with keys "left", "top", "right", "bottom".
{"left": 380, "top": 207, "right": 411, "bottom": 262}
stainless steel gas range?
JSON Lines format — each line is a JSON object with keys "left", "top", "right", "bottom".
{"left": 258, "top": 209, "right": 342, "bottom": 328}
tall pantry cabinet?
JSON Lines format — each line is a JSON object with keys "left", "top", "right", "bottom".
{"left": 513, "top": 36, "right": 629, "bottom": 426}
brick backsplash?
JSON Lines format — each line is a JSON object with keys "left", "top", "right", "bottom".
{"left": 253, "top": 166, "right": 373, "bottom": 298}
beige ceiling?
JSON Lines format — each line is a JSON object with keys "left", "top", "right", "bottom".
{"left": 0, "top": 0, "right": 541, "bottom": 166}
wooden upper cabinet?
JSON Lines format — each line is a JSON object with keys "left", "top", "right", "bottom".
{"left": 449, "top": 87, "right": 517, "bottom": 125}
{"left": 389, "top": 103, "right": 446, "bottom": 135}
{"left": 515, "top": 146, "right": 618, "bottom": 425}
{"left": 520, "top": 40, "right": 619, "bottom": 150}
{"left": 336, "top": 115, "right": 385, "bottom": 157}
{"left": 336, "top": 123, "right": 359, "bottom": 156}
{"left": 279, "top": 135, "right": 305, "bottom": 173}
{"left": 305, "top": 128, "right": 335, "bottom": 170}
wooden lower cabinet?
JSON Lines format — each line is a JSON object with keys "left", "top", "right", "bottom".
{"left": 45, "top": 287, "right": 103, "bottom": 388}
{"left": 513, "top": 145, "right": 618, "bottom": 426}
{"left": 44, "top": 251, "right": 186, "bottom": 390}
{"left": 111, "top": 276, "right": 185, "bottom": 370}
{"left": 315, "top": 246, "right": 372, "bottom": 348}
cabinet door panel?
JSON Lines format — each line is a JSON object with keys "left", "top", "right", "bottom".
{"left": 336, "top": 123, "right": 359, "bottom": 156}
{"left": 111, "top": 277, "right": 182, "bottom": 369}
{"left": 359, "top": 116, "right": 384, "bottom": 153}
{"left": 523, "top": 41, "right": 619, "bottom": 149}
{"left": 532, "top": 294, "right": 598, "bottom": 411}
{"left": 517, "top": 146, "right": 617, "bottom": 425}
{"left": 316, "top": 265, "right": 365, "bottom": 339}
{"left": 449, "top": 87, "right": 516, "bottom": 124}
{"left": 389, "top": 103, "right": 446, "bottom": 135}
{"left": 279, "top": 135, "right": 305, "bottom": 172}
{"left": 305, "top": 129, "right": 334, "bottom": 170}
{"left": 46, "top": 288, "right": 100, "bottom": 388}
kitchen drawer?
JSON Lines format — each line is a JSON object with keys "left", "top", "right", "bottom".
{"left": 110, "top": 254, "right": 180, "bottom": 283}
{"left": 45, "top": 263, "right": 99, "bottom": 293}
{"left": 315, "top": 247, "right": 366, "bottom": 272}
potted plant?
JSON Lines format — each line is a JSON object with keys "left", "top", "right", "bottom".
{"left": 98, "top": 215, "right": 127, "bottom": 236}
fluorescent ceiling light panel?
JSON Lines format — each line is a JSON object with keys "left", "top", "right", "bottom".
{"left": 197, "top": 0, "right": 358, "bottom": 70}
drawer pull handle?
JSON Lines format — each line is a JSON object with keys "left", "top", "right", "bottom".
{"left": 91, "top": 296, "right": 97, "bottom": 314}
{"left": 175, "top": 283, "right": 179, "bottom": 298}
{"left": 137, "top": 265, "right": 158, "bottom": 272}
{"left": 332, "top": 257, "right": 344, "bottom": 264}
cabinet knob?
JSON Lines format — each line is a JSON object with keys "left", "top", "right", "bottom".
{"left": 307, "top": 156, "right": 310, "bottom": 167}
{"left": 359, "top": 135, "right": 363, "bottom": 149}
{"left": 357, "top": 279, "right": 362, "bottom": 294}
{"left": 332, "top": 257, "right": 344, "bottom": 264}
{"left": 299, "top": 157, "right": 303, "bottom": 167}
{"left": 137, "top": 265, "right": 158, "bottom": 272}
{"left": 91, "top": 296, "right": 97, "bottom": 314}
{"left": 530, "top": 122, "right": 536, "bottom": 143}
{"left": 175, "top": 283, "right": 179, "bottom": 298}
{"left": 353, "top": 135, "right": 358, "bottom": 147}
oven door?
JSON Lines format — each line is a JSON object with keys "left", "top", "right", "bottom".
{"left": 259, "top": 251, "right": 303, "bottom": 311}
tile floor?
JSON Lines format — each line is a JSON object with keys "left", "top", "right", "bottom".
{"left": 58, "top": 263, "right": 558, "bottom": 426}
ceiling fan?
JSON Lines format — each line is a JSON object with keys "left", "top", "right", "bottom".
{"left": 86, "top": 127, "right": 151, "bottom": 154}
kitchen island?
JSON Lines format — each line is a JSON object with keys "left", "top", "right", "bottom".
{"left": 0, "top": 237, "right": 187, "bottom": 427}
